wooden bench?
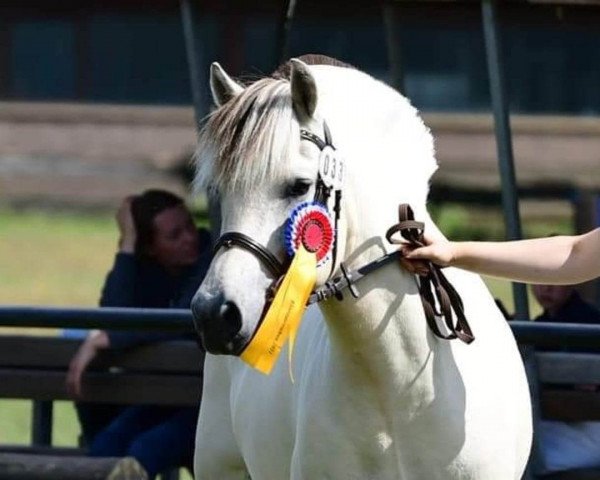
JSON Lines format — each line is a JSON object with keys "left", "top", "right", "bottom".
{"left": 535, "top": 351, "right": 600, "bottom": 479}
{"left": 0, "top": 335, "right": 203, "bottom": 406}
{"left": 0, "top": 453, "right": 148, "bottom": 480}
{"left": 0, "top": 335, "right": 204, "bottom": 479}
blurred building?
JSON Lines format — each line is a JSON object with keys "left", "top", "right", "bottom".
{"left": 0, "top": 0, "right": 598, "bottom": 209}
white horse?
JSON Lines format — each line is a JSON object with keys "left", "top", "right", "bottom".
{"left": 191, "top": 55, "right": 532, "bottom": 480}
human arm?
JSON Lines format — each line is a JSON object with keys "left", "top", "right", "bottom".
{"left": 116, "top": 196, "right": 137, "bottom": 254}
{"left": 99, "top": 197, "right": 139, "bottom": 307}
{"left": 65, "top": 330, "right": 110, "bottom": 398}
{"left": 402, "top": 228, "right": 600, "bottom": 285}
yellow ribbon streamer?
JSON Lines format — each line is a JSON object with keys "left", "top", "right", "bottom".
{"left": 240, "top": 246, "right": 317, "bottom": 375}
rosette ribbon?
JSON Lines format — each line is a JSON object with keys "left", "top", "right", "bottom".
{"left": 240, "top": 245, "right": 317, "bottom": 375}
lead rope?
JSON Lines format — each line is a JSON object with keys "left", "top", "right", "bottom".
{"left": 386, "top": 204, "right": 474, "bottom": 344}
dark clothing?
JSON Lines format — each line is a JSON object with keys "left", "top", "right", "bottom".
{"left": 89, "top": 406, "right": 197, "bottom": 478}
{"left": 535, "top": 292, "right": 600, "bottom": 325}
{"left": 535, "top": 291, "right": 600, "bottom": 353}
{"left": 77, "top": 403, "right": 125, "bottom": 446}
{"left": 77, "top": 228, "right": 210, "bottom": 476}
{"left": 101, "top": 228, "right": 212, "bottom": 349}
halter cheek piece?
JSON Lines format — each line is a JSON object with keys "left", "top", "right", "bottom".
{"left": 212, "top": 122, "right": 474, "bottom": 345}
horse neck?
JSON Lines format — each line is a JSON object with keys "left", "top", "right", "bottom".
{"left": 330, "top": 186, "right": 440, "bottom": 385}
{"left": 316, "top": 268, "right": 434, "bottom": 430}
{"left": 318, "top": 202, "right": 436, "bottom": 389}
{"left": 312, "top": 66, "right": 440, "bottom": 387}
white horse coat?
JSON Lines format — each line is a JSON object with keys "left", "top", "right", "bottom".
{"left": 192, "top": 57, "right": 532, "bottom": 480}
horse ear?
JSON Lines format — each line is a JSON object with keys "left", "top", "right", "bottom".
{"left": 290, "top": 59, "right": 317, "bottom": 121}
{"left": 210, "top": 62, "right": 244, "bottom": 107}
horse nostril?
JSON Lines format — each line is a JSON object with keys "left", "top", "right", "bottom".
{"left": 191, "top": 294, "right": 245, "bottom": 355}
{"left": 219, "top": 301, "right": 243, "bottom": 339}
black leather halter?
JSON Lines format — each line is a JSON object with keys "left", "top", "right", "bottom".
{"left": 214, "top": 232, "right": 287, "bottom": 278}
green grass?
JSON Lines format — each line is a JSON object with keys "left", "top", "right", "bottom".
{"left": 0, "top": 400, "right": 80, "bottom": 446}
{"left": 0, "top": 204, "right": 563, "bottom": 476}
{"left": 431, "top": 202, "right": 574, "bottom": 242}
{"left": 0, "top": 208, "right": 117, "bottom": 308}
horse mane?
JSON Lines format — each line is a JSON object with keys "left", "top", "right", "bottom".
{"left": 195, "top": 76, "right": 295, "bottom": 195}
{"left": 195, "top": 55, "right": 354, "bottom": 195}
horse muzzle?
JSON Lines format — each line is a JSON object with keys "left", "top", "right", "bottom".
{"left": 191, "top": 292, "right": 248, "bottom": 356}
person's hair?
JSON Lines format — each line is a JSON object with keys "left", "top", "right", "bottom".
{"left": 130, "top": 189, "right": 185, "bottom": 259}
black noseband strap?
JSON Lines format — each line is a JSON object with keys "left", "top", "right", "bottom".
{"left": 215, "top": 232, "right": 287, "bottom": 278}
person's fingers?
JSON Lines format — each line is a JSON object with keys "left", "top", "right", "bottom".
{"left": 400, "top": 245, "right": 417, "bottom": 258}
{"left": 73, "top": 373, "right": 82, "bottom": 398}
{"left": 66, "top": 347, "right": 93, "bottom": 398}
{"left": 403, "top": 245, "right": 430, "bottom": 260}
{"left": 414, "top": 262, "right": 430, "bottom": 276}
{"left": 120, "top": 196, "right": 134, "bottom": 207}
{"left": 399, "top": 253, "right": 430, "bottom": 276}
{"left": 66, "top": 363, "right": 81, "bottom": 398}
{"left": 399, "top": 256, "right": 418, "bottom": 274}
{"left": 70, "top": 366, "right": 83, "bottom": 398}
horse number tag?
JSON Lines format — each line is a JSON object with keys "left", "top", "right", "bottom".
{"left": 319, "top": 146, "right": 344, "bottom": 190}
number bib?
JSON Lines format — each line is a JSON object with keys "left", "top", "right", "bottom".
{"left": 319, "top": 146, "right": 344, "bottom": 190}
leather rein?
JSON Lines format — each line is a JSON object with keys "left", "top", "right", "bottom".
{"left": 213, "top": 127, "right": 474, "bottom": 345}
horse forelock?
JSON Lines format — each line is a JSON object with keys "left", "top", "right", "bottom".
{"left": 195, "top": 77, "right": 297, "bottom": 196}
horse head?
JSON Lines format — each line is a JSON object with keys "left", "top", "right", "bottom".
{"left": 191, "top": 56, "right": 437, "bottom": 356}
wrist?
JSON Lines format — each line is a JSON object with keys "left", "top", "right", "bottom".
{"left": 447, "top": 242, "right": 460, "bottom": 267}
{"left": 118, "top": 236, "right": 136, "bottom": 254}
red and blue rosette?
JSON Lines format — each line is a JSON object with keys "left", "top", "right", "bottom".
{"left": 284, "top": 202, "right": 334, "bottom": 267}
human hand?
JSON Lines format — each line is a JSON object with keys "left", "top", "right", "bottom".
{"left": 66, "top": 330, "right": 109, "bottom": 398}
{"left": 398, "top": 251, "right": 430, "bottom": 276}
{"left": 399, "top": 234, "right": 456, "bottom": 270}
{"left": 116, "top": 196, "right": 137, "bottom": 253}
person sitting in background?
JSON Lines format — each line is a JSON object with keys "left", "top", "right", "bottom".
{"left": 531, "top": 281, "right": 600, "bottom": 474}
{"left": 66, "top": 189, "right": 211, "bottom": 478}
{"left": 533, "top": 283, "right": 600, "bottom": 326}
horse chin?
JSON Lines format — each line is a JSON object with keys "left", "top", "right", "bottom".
{"left": 200, "top": 331, "right": 250, "bottom": 357}
{"left": 204, "top": 300, "right": 268, "bottom": 357}
{"left": 191, "top": 290, "right": 257, "bottom": 356}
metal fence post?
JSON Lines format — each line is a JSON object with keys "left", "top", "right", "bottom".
{"left": 382, "top": 2, "right": 405, "bottom": 96}
{"left": 481, "top": 0, "right": 529, "bottom": 320}
{"left": 31, "top": 400, "right": 52, "bottom": 446}
{"left": 481, "top": 2, "right": 539, "bottom": 478}
{"left": 180, "top": 0, "right": 206, "bottom": 128}
{"left": 275, "top": 0, "right": 297, "bottom": 69}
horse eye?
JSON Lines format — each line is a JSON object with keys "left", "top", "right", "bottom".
{"left": 285, "top": 179, "right": 312, "bottom": 198}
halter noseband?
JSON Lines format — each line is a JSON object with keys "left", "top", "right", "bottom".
{"left": 214, "top": 232, "right": 287, "bottom": 278}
